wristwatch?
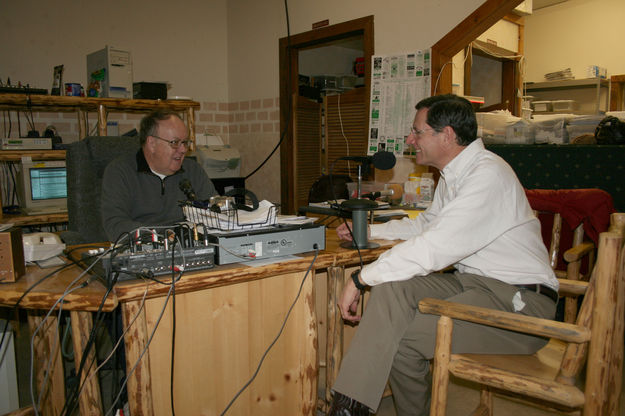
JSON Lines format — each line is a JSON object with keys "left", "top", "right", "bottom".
{"left": 351, "top": 269, "right": 367, "bottom": 290}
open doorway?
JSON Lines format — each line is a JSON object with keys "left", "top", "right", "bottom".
{"left": 465, "top": 38, "right": 523, "bottom": 114}
{"left": 279, "top": 16, "right": 374, "bottom": 214}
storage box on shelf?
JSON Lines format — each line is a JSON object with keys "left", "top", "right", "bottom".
{"left": 524, "top": 78, "right": 610, "bottom": 115}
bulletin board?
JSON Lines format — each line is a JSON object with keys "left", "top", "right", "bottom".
{"left": 367, "top": 49, "right": 431, "bottom": 157}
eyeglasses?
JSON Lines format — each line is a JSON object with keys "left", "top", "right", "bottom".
{"left": 410, "top": 127, "right": 438, "bottom": 137}
{"left": 151, "top": 135, "right": 191, "bottom": 149}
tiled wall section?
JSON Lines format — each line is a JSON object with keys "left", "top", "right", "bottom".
{"left": 3, "top": 97, "right": 282, "bottom": 203}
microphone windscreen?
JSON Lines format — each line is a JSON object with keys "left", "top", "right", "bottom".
{"left": 372, "top": 151, "right": 396, "bottom": 170}
{"left": 179, "top": 179, "right": 198, "bottom": 200}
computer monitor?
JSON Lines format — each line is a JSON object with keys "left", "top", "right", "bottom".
{"left": 16, "top": 160, "right": 68, "bottom": 215}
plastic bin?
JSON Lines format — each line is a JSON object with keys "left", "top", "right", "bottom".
{"left": 533, "top": 101, "right": 552, "bottom": 113}
{"left": 552, "top": 100, "right": 578, "bottom": 112}
{"left": 476, "top": 112, "right": 511, "bottom": 144}
{"left": 506, "top": 119, "right": 534, "bottom": 144}
{"left": 531, "top": 115, "right": 573, "bottom": 144}
{"left": 565, "top": 115, "right": 604, "bottom": 141}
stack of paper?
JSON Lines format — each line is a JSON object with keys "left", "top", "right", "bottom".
{"left": 544, "top": 68, "right": 574, "bottom": 81}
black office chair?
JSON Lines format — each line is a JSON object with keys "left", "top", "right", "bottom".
{"left": 60, "top": 136, "right": 140, "bottom": 245}
{"left": 308, "top": 174, "right": 352, "bottom": 203}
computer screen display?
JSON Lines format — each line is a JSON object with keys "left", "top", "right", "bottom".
{"left": 29, "top": 167, "right": 67, "bottom": 200}
{"left": 17, "top": 160, "right": 68, "bottom": 215}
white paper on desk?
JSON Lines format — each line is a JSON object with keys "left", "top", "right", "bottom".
{"left": 309, "top": 199, "right": 389, "bottom": 208}
{"left": 277, "top": 215, "right": 316, "bottom": 225}
{"left": 184, "top": 200, "right": 276, "bottom": 230}
{"left": 374, "top": 209, "right": 407, "bottom": 217}
{"left": 35, "top": 256, "right": 66, "bottom": 268}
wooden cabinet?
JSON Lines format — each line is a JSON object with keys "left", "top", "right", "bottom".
{"left": 0, "top": 94, "right": 200, "bottom": 226}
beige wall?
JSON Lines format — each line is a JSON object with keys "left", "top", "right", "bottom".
{"left": 225, "top": 0, "right": 483, "bottom": 200}
{"left": 524, "top": 0, "right": 625, "bottom": 82}
{"left": 0, "top": 0, "right": 229, "bottom": 100}
{"left": 1, "top": 0, "right": 486, "bottom": 203}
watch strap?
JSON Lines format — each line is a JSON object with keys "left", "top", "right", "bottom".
{"left": 351, "top": 269, "right": 367, "bottom": 290}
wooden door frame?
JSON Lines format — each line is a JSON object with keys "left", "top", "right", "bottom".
{"left": 465, "top": 37, "right": 523, "bottom": 114}
{"left": 431, "top": 0, "right": 524, "bottom": 104}
{"left": 279, "top": 15, "right": 374, "bottom": 214}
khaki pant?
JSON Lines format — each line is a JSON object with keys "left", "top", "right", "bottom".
{"left": 332, "top": 272, "right": 556, "bottom": 415}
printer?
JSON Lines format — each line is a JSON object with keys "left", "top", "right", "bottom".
{"left": 192, "top": 144, "right": 241, "bottom": 178}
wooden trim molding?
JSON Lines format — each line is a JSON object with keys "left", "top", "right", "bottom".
{"left": 431, "top": 0, "right": 524, "bottom": 95}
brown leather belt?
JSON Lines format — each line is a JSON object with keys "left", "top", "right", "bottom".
{"left": 515, "top": 284, "right": 558, "bottom": 303}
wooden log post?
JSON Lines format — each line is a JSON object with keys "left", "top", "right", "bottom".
{"left": 26, "top": 311, "right": 65, "bottom": 416}
{"left": 69, "top": 310, "right": 104, "bottom": 415}
{"left": 122, "top": 300, "right": 154, "bottom": 416}
{"left": 585, "top": 232, "right": 622, "bottom": 414}
{"left": 97, "top": 104, "right": 107, "bottom": 136}
{"left": 325, "top": 266, "right": 345, "bottom": 408}
{"left": 430, "top": 316, "right": 453, "bottom": 416}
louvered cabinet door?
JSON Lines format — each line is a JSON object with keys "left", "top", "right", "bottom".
{"left": 293, "top": 95, "right": 323, "bottom": 211}
{"left": 324, "top": 88, "right": 368, "bottom": 179}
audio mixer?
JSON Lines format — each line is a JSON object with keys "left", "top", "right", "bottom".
{"left": 93, "top": 223, "right": 325, "bottom": 284}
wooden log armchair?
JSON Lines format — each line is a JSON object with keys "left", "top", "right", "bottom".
{"left": 419, "top": 213, "right": 625, "bottom": 416}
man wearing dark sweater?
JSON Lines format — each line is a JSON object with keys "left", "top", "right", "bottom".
{"left": 101, "top": 110, "right": 217, "bottom": 241}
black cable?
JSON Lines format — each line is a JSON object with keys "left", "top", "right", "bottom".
{"left": 9, "top": 162, "right": 19, "bottom": 207}
{"left": 244, "top": 0, "right": 292, "bottom": 181}
{"left": 0, "top": 259, "right": 86, "bottom": 358}
{"left": 7, "top": 110, "right": 12, "bottom": 137}
{"left": 60, "top": 243, "right": 127, "bottom": 416}
{"left": 169, "top": 237, "right": 177, "bottom": 416}
{"left": 326, "top": 157, "right": 366, "bottom": 317}
{"left": 104, "top": 274, "right": 176, "bottom": 416}
{"left": 60, "top": 271, "right": 119, "bottom": 416}
{"left": 25, "top": 92, "right": 36, "bottom": 132}
{"left": 219, "top": 247, "right": 319, "bottom": 416}
{"left": 2, "top": 111, "right": 6, "bottom": 138}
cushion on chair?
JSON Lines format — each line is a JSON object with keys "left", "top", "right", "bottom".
{"left": 61, "top": 136, "right": 140, "bottom": 244}
{"left": 525, "top": 188, "right": 615, "bottom": 271}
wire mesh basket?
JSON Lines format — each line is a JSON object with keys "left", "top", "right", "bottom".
{"left": 181, "top": 201, "right": 278, "bottom": 231}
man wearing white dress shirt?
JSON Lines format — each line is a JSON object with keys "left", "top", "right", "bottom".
{"left": 328, "top": 94, "right": 558, "bottom": 416}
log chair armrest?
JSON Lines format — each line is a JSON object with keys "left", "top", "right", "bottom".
{"left": 563, "top": 241, "right": 594, "bottom": 263}
{"left": 418, "top": 298, "right": 590, "bottom": 343}
{"left": 556, "top": 278, "right": 589, "bottom": 297}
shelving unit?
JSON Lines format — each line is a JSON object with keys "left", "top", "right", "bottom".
{"left": 0, "top": 94, "right": 200, "bottom": 226}
{"left": 0, "top": 93, "right": 200, "bottom": 141}
{"left": 524, "top": 78, "right": 610, "bottom": 115}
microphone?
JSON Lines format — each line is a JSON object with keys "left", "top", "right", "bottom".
{"left": 338, "top": 150, "right": 396, "bottom": 170}
{"left": 179, "top": 179, "right": 198, "bottom": 201}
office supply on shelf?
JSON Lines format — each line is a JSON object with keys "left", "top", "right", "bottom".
{"left": 1, "top": 137, "right": 52, "bottom": 150}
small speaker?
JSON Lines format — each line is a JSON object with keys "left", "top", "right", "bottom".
{"left": 0, "top": 228, "right": 26, "bottom": 283}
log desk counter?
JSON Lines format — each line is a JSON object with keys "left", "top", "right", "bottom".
{"left": 0, "top": 233, "right": 394, "bottom": 415}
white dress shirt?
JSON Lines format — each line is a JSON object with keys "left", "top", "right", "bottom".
{"left": 361, "top": 139, "right": 558, "bottom": 291}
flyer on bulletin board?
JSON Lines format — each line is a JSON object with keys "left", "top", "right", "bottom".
{"left": 367, "top": 49, "right": 431, "bottom": 157}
